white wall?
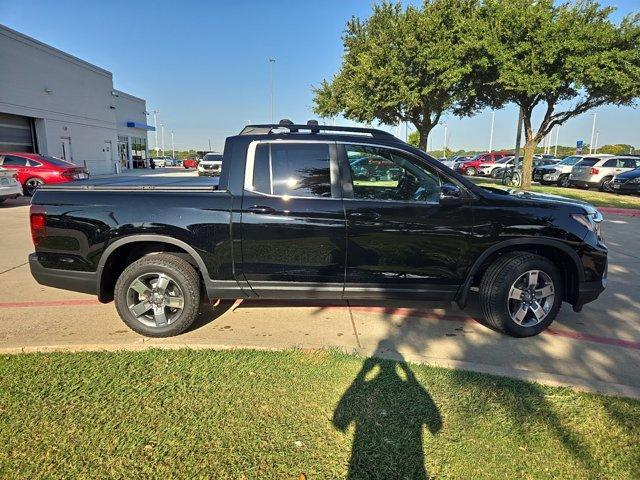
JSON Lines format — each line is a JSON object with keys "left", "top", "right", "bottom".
{"left": 0, "top": 25, "right": 147, "bottom": 175}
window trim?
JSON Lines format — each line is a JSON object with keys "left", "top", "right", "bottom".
{"left": 243, "top": 139, "right": 340, "bottom": 200}
{"left": 338, "top": 142, "right": 471, "bottom": 204}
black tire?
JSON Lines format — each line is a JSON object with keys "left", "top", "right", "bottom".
{"left": 114, "top": 253, "right": 201, "bottom": 337}
{"left": 479, "top": 252, "right": 562, "bottom": 337}
{"left": 23, "top": 177, "right": 44, "bottom": 196}
{"left": 557, "top": 175, "right": 570, "bottom": 188}
{"left": 598, "top": 176, "right": 613, "bottom": 192}
{"left": 465, "top": 167, "right": 477, "bottom": 176}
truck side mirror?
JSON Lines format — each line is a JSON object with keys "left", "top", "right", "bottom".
{"left": 440, "top": 184, "right": 463, "bottom": 206}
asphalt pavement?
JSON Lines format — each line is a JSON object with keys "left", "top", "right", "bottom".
{"left": 1, "top": 176, "right": 639, "bottom": 398}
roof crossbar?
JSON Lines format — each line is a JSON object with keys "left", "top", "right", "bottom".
{"left": 239, "top": 119, "right": 396, "bottom": 139}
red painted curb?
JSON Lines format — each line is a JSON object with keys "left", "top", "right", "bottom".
{"left": 598, "top": 206, "right": 640, "bottom": 218}
{"left": 0, "top": 299, "right": 99, "bottom": 308}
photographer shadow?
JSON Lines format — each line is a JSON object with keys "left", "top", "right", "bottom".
{"left": 333, "top": 342, "right": 442, "bottom": 479}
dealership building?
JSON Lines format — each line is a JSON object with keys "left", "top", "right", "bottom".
{"left": 0, "top": 24, "right": 154, "bottom": 175}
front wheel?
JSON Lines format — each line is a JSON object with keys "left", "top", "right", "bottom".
{"left": 557, "top": 175, "right": 570, "bottom": 188}
{"left": 465, "top": 167, "right": 477, "bottom": 176}
{"left": 479, "top": 252, "right": 562, "bottom": 337}
{"left": 114, "top": 253, "right": 201, "bottom": 337}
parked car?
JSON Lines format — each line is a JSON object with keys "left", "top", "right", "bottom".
{"left": 0, "top": 152, "right": 89, "bottom": 196}
{"left": 477, "top": 156, "right": 515, "bottom": 177}
{"left": 150, "top": 156, "right": 171, "bottom": 168}
{"left": 183, "top": 158, "right": 198, "bottom": 169}
{"left": 0, "top": 167, "right": 22, "bottom": 203}
{"left": 197, "top": 153, "right": 223, "bottom": 177}
{"left": 29, "top": 121, "right": 607, "bottom": 339}
{"left": 533, "top": 155, "right": 593, "bottom": 187}
{"left": 498, "top": 157, "right": 562, "bottom": 186}
{"left": 570, "top": 156, "right": 639, "bottom": 191}
{"left": 456, "top": 151, "right": 512, "bottom": 176}
{"left": 611, "top": 166, "right": 640, "bottom": 194}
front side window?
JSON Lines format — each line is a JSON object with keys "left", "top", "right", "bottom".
{"left": 250, "top": 143, "right": 332, "bottom": 198}
{"left": 1, "top": 155, "right": 28, "bottom": 166}
{"left": 345, "top": 145, "right": 442, "bottom": 203}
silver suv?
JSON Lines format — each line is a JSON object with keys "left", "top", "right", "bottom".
{"left": 569, "top": 155, "right": 639, "bottom": 190}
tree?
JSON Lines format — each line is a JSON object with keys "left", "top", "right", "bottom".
{"left": 598, "top": 144, "right": 635, "bottom": 155}
{"left": 313, "top": 0, "right": 490, "bottom": 150}
{"left": 477, "top": 0, "right": 640, "bottom": 189}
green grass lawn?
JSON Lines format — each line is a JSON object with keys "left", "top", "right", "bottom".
{"left": 1, "top": 349, "right": 638, "bottom": 479}
{"left": 470, "top": 176, "right": 640, "bottom": 209}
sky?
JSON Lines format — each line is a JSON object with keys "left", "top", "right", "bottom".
{"left": 2, "top": 0, "right": 639, "bottom": 153}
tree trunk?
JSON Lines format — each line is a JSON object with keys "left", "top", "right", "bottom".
{"left": 418, "top": 129, "right": 428, "bottom": 151}
{"left": 520, "top": 140, "right": 537, "bottom": 190}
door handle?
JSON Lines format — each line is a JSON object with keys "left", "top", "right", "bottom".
{"left": 246, "top": 205, "right": 276, "bottom": 214}
{"left": 348, "top": 210, "right": 381, "bottom": 220}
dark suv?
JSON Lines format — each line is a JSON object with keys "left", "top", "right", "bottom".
{"left": 28, "top": 121, "right": 607, "bottom": 338}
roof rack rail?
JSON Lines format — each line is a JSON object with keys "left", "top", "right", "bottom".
{"left": 239, "top": 119, "right": 397, "bottom": 139}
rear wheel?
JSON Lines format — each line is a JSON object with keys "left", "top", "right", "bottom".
{"left": 598, "top": 176, "right": 613, "bottom": 192}
{"left": 557, "top": 174, "right": 570, "bottom": 188}
{"left": 24, "top": 177, "right": 44, "bottom": 196}
{"left": 479, "top": 252, "right": 562, "bottom": 337}
{"left": 114, "top": 253, "right": 201, "bottom": 337}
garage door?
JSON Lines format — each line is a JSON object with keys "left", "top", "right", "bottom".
{"left": 0, "top": 112, "right": 36, "bottom": 153}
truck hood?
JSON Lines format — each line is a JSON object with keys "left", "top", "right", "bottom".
{"left": 42, "top": 174, "right": 219, "bottom": 190}
{"left": 482, "top": 186, "right": 598, "bottom": 214}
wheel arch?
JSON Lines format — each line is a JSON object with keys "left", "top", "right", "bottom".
{"left": 97, "top": 235, "right": 210, "bottom": 303}
{"left": 456, "top": 238, "right": 584, "bottom": 309}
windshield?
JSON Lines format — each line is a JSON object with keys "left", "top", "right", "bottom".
{"left": 559, "top": 156, "right": 582, "bottom": 166}
{"left": 203, "top": 154, "right": 223, "bottom": 162}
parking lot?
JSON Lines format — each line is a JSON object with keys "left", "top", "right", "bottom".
{"left": 1, "top": 175, "right": 640, "bottom": 398}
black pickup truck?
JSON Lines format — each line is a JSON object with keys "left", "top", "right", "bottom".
{"left": 28, "top": 121, "right": 607, "bottom": 338}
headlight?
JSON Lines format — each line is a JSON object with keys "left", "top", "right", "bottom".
{"left": 571, "top": 212, "right": 603, "bottom": 239}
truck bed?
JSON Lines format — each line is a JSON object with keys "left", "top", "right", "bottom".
{"left": 42, "top": 174, "right": 220, "bottom": 191}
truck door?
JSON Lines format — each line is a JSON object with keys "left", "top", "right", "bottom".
{"left": 240, "top": 140, "right": 346, "bottom": 298}
{"left": 339, "top": 143, "right": 472, "bottom": 299}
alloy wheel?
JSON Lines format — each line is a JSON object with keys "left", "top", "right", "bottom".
{"left": 126, "top": 272, "right": 185, "bottom": 327}
{"left": 25, "top": 178, "right": 44, "bottom": 196}
{"left": 507, "top": 270, "right": 555, "bottom": 327}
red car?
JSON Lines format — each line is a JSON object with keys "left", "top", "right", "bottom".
{"left": 0, "top": 152, "right": 89, "bottom": 196}
{"left": 456, "top": 151, "right": 512, "bottom": 176}
{"left": 183, "top": 158, "right": 198, "bottom": 169}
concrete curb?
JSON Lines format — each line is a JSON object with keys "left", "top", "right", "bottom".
{"left": 599, "top": 206, "right": 640, "bottom": 217}
{"left": 1, "top": 342, "right": 638, "bottom": 400}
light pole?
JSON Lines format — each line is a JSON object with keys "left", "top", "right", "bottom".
{"left": 489, "top": 111, "right": 495, "bottom": 153}
{"left": 268, "top": 58, "right": 276, "bottom": 122}
{"left": 208, "top": 138, "right": 212, "bottom": 151}
{"left": 589, "top": 112, "right": 597, "bottom": 154}
{"left": 152, "top": 110, "right": 159, "bottom": 156}
{"left": 554, "top": 125, "right": 560, "bottom": 157}
{"left": 594, "top": 131, "right": 600, "bottom": 154}
{"left": 160, "top": 123, "right": 165, "bottom": 156}
{"left": 443, "top": 123, "right": 448, "bottom": 157}
{"left": 171, "top": 130, "right": 175, "bottom": 158}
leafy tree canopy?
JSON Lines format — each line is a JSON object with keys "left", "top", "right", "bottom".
{"left": 477, "top": 0, "right": 640, "bottom": 188}
{"left": 314, "top": 0, "right": 490, "bottom": 150}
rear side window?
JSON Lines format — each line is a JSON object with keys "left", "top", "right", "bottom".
{"left": 250, "top": 143, "right": 332, "bottom": 198}
{"left": 578, "top": 158, "right": 598, "bottom": 167}
{"left": 603, "top": 159, "right": 617, "bottom": 167}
